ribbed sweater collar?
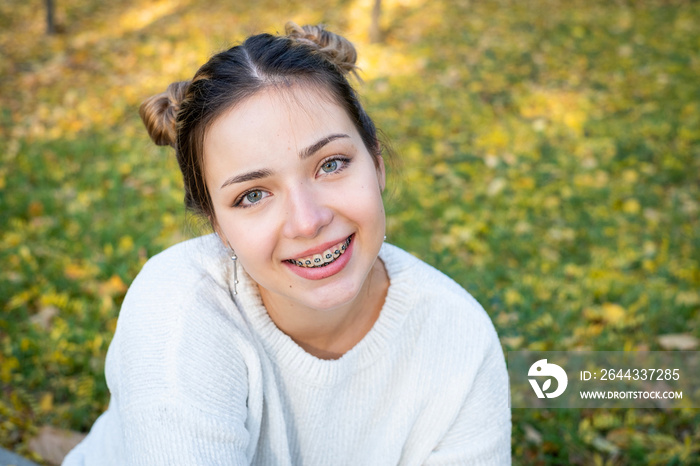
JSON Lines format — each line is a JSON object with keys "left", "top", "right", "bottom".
{"left": 231, "top": 243, "right": 416, "bottom": 386}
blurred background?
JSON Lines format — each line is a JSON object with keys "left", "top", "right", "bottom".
{"left": 1, "top": 0, "right": 698, "bottom": 464}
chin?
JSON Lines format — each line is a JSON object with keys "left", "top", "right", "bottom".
{"left": 302, "top": 283, "right": 362, "bottom": 313}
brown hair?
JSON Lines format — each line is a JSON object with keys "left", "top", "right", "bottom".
{"left": 139, "top": 23, "right": 381, "bottom": 220}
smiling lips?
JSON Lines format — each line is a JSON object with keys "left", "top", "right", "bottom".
{"left": 287, "top": 236, "right": 352, "bottom": 268}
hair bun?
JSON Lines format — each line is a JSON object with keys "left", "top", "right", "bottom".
{"left": 139, "top": 81, "right": 190, "bottom": 147}
{"left": 285, "top": 22, "right": 358, "bottom": 77}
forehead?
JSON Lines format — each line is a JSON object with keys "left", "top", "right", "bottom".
{"left": 204, "top": 84, "right": 356, "bottom": 165}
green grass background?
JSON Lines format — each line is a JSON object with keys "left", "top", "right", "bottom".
{"left": 1, "top": 0, "right": 698, "bottom": 463}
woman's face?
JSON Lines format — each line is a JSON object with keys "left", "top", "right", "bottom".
{"left": 203, "top": 85, "right": 386, "bottom": 313}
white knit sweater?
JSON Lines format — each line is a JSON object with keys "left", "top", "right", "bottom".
{"left": 63, "top": 234, "right": 511, "bottom": 465}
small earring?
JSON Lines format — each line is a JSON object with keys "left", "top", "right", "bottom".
{"left": 230, "top": 250, "right": 239, "bottom": 295}
{"left": 383, "top": 235, "right": 387, "bottom": 241}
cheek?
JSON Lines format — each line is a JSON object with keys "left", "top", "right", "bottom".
{"left": 217, "top": 214, "right": 275, "bottom": 265}
{"left": 341, "top": 179, "right": 385, "bottom": 226}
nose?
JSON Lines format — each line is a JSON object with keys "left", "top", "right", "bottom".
{"left": 281, "top": 183, "right": 333, "bottom": 239}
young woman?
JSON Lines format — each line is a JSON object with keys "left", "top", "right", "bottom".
{"left": 64, "top": 23, "right": 511, "bottom": 465}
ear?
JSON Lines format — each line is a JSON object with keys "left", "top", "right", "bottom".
{"left": 376, "top": 154, "right": 386, "bottom": 193}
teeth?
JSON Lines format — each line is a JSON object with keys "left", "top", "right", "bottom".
{"left": 289, "top": 236, "right": 351, "bottom": 268}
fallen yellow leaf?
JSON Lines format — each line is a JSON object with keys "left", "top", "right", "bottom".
{"left": 602, "top": 303, "right": 626, "bottom": 326}
{"left": 657, "top": 333, "right": 698, "bottom": 350}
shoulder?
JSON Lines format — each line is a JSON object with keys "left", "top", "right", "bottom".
{"left": 117, "top": 232, "right": 239, "bottom": 337}
{"left": 379, "top": 243, "right": 501, "bottom": 384}
{"left": 108, "top": 234, "right": 256, "bottom": 411}
{"left": 380, "top": 243, "right": 496, "bottom": 340}
{"left": 378, "top": 244, "right": 509, "bottom": 445}
{"left": 70, "top": 237, "right": 259, "bottom": 465}
{"left": 117, "top": 234, "right": 239, "bottom": 346}
{"left": 119, "top": 234, "right": 239, "bottom": 327}
{"left": 128, "top": 233, "right": 230, "bottom": 298}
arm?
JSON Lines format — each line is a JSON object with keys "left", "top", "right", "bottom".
{"left": 111, "top": 283, "right": 260, "bottom": 465}
{"left": 423, "top": 328, "right": 512, "bottom": 465}
{"left": 64, "top": 249, "right": 262, "bottom": 465}
{"left": 118, "top": 400, "right": 251, "bottom": 465}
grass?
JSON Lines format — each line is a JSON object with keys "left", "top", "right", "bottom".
{"left": 1, "top": 0, "right": 698, "bottom": 463}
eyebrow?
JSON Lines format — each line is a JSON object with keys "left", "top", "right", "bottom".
{"left": 219, "top": 133, "right": 350, "bottom": 190}
{"left": 299, "top": 133, "right": 350, "bottom": 160}
{"left": 220, "top": 169, "right": 274, "bottom": 189}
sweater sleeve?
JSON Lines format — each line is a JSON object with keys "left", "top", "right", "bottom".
{"left": 113, "top": 327, "right": 254, "bottom": 466}
{"left": 423, "top": 324, "right": 512, "bottom": 465}
{"left": 63, "top": 245, "right": 261, "bottom": 465}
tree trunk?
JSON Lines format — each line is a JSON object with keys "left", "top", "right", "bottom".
{"left": 370, "top": 0, "right": 382, "bottom": 44}
{"left": 46, "top": 0, "right": 55, "bottom": 35}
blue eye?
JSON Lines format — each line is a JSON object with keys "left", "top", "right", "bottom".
{"left": 318, "top": 156, "right": 350, "bottom": 176}
{"left": 321, "top": 160, "right": 338, "bottom": 173}
{"left": 245, "top": 190, "right": 264, "bottom": 203}
{"left": 235, "top": 189, "right": 269, "bottom": 207}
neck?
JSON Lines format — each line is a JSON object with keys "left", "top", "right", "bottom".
{"left": 258, "top": 258, "right": 389, "bottom": 360}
